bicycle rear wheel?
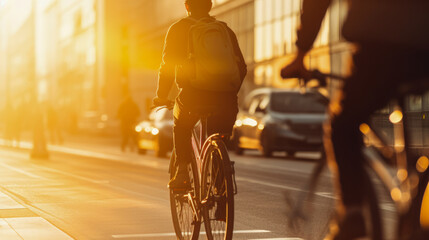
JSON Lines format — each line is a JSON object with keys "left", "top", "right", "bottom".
{"left": 321, "top": 169, "right": 382, "bottom": 240}
{"left": 361, "top": 170, "right": 383, "bottom": 240}
{"left": 169, "top": 152, "right": 201, "bottom": 240}
{"left": 201, "top": 140, "right": 234, "bottom": 240}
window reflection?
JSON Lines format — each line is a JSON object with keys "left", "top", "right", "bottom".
{"left": 254, "top": 0, "right": 302, "bottom": 62}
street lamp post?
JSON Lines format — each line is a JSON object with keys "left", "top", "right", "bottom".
{"left": 30, "top": 0, "right": 48, "bottom": 159}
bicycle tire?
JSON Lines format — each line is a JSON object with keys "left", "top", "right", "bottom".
{"left": 362, "top": 169, "right": 383, "bottom": 240}
{"left": 321, "top": 169, "right": 382, "bottom": 240}
{"left": 397, "top": 170, "right": 429, "bottom": 240}
{"left": 169, "top": 151, "right": 201, "bottom": 240}
{"left": 201, "top": 140, "right": 234, "bottom": 240}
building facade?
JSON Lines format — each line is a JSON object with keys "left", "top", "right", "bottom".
{"left": 1, "top": 0, "right": 427, "bottom": 146}
{"left": 138, "top": 0, "right": 429, "bottom": 148}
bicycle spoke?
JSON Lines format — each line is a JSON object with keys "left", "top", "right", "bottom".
{"left": 170, "top": 159, "right": 200, "bottom": 240}
{"left": 204, "top": 149, "right": 229, "bottom": 239}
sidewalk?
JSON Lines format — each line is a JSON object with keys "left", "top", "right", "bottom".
{"left": 0, "top": 132, "right": 170, "bottom": 171}
{"left": 0, "top": 133, "right": 170, "bottom": 239}
{"left": 0, "top": 192, "right": 73, "bottom": 240}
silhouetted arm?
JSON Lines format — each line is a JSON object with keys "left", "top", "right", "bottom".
{"left": 296, "top": 0, "right": 331, "bottom": 52}
{"left": 156, "top": 25, "right": 179, "bottom": 99}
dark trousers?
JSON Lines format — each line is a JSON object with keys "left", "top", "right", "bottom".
{"left": 121, "top": 123, "right": 137, "bottom": 151}
{"left": 172, "top": 100, "right": 238, "bottom": 170}
{"left": 328, "top": 44, "right": 429, "bottom": 207}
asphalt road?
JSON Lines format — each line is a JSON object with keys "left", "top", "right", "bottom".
{"left": 0, "top": 144, "right": 397, "bottom": 240}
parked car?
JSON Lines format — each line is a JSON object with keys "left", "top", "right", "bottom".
{"left": 232, "top": 88, "right": 327, "bottom": 157}
{"left": 135, "top": 108, "right": 173, "bottom": 157}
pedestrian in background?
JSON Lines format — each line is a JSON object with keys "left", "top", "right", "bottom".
{"left": 117, "top": 93, "right": 140, "bottom": 152}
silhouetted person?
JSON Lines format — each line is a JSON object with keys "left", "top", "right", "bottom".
{"left": 153, "top": 0, "right": 247, "bottom": 189}
{"left": 281, "top": 1, "right": 429, "bottom": 239}
{"left": 117, "top": 94, "right": 140, "bottom": 152}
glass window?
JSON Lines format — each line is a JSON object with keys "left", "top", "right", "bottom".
{"left": 264, "top": 0, "right": 274, "bottom": 23}
{"left": 274, "top": 0, "right": 283, "bottom": 19}
{"left": 291, "top": 14, "right": 300, "bottom": 52}
{"left": 271, "top": 92, "right": 325, "bottom": 113}
{"left": 264, "top": 0, "right": 274, "bottom": 22}
{"left": 273, "top": 20, "right": 282, "bottom": 56}
{"left": 264, "top": 24, "right": 273, "bottom": 60}
{"left": 255, "top": 0, "right": 264, "bottom": 25}
{"left": 283, "top": 0, "right": 292, "bottom": 16}
{"left": 255, "top": 26, "right": 264, "bottom": 62}
{"left": 247, "top": 3, "right": 255, "bottom": 30}
{"left": 238, "top": 35, "right": 246, "bottom": 58}
{"left": 231, "top": 12, "right": 239, "bottom": 32}
{"left": 292, "top": 0, "right": 301, "bottom": 12}
{"left": 408, "top": 95, "right": 423, "bottom": 111}
{"left": 238, "top": 6, "right": 247, "bottom": 31}
{"left": 283, "top": 17, "right": 293, "bottom": 54}
{"left": 246, "top": 31, "right": 254, "bottom": 62}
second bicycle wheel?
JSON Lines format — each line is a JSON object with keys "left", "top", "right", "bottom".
{"left": 169, "top": 151, "right": 201, "bottom": 240}
{"left": 201, "top": 141, "right": 235, "bottom": 240}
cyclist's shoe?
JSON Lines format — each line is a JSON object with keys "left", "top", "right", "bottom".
{"left": 324, "top": 208, "right": 366, "bottom": 240}
{"left": 168, "top": 170, "right": 191, "bottom": 191}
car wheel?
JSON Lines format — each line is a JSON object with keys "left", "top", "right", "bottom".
{"left": 155, "top": 136, "right": 167, "bottom": 158}
{"left": 260, "top": 133, "right": 273, "bottom": 157}
{"left": 233, "top": 130, "right": 245, "bottom": 155}
{"left": 235, "top": 146, "right": 244, "bottom": 155}
{"left": 262, "top": 147, "right": 272, "bottom": 157}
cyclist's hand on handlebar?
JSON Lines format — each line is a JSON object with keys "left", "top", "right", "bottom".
{"left": 280, "top": 51, "right": 312, "bottom": 80}
{"left": 152, "top": 97, "right": 173, "bottom": 109}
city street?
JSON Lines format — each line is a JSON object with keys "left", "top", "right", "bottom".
{"left": 0, "top": 131, "right": 402, "bottom": 240}
{"left": 0, "top": 134, "right": 343, "bottom": 240}
{"left": 1, "top": 0, "right": 426, "bottom": 239}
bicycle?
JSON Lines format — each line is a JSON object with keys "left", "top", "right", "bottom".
{"left": 154, "top": 101, "right": 238, "bottom": 240}
{"left": 283, "top": 70, "right": 429, "bottom": 240}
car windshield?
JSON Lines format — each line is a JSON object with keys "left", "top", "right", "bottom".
{"left": 270, "top": 92, "right": 325, "bottom": 113}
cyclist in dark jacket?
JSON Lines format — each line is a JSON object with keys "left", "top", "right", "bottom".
{"left": 153, "top": 0, "right": 247, "bottom": 189}
{"left": 281, "top": 1, "right": 429, "bottom": 239}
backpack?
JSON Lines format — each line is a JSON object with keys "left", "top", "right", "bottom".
{"left": 177, "top": 17, "right": 242, "bottom": 92}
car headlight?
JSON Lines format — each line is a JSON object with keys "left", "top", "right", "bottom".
{"left": 135, "top": 126, "right": 143, "bottom": 132}
{"left": 151, "top": 128, "right": 159, "bottom": 135}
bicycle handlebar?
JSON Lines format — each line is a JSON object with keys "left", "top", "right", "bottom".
{"left": 282, "top": 69, "right": 346, "bottom": 88}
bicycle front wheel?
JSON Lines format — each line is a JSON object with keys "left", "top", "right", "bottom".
{"left": 201, "top": 140, "right": 235, "bottom": 240}
{"left": 169, "top": 152, "right": 201, "bottom": 240}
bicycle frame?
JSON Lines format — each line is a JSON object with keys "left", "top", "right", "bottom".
{"left": 361, "top": 97, "right": 417, "bottom": 214}
{"left": 285, "top": 74, "right": 429, "bottom": 239}
{"left": 191, "top": 117, "right": 208, "bottom": 180}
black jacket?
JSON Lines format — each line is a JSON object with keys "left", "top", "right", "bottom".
{"left": 297, "top": 0, "right": 429, "bottom": 52}
{"left": 156, "top": 15, "right": 247, "bottom": 109}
